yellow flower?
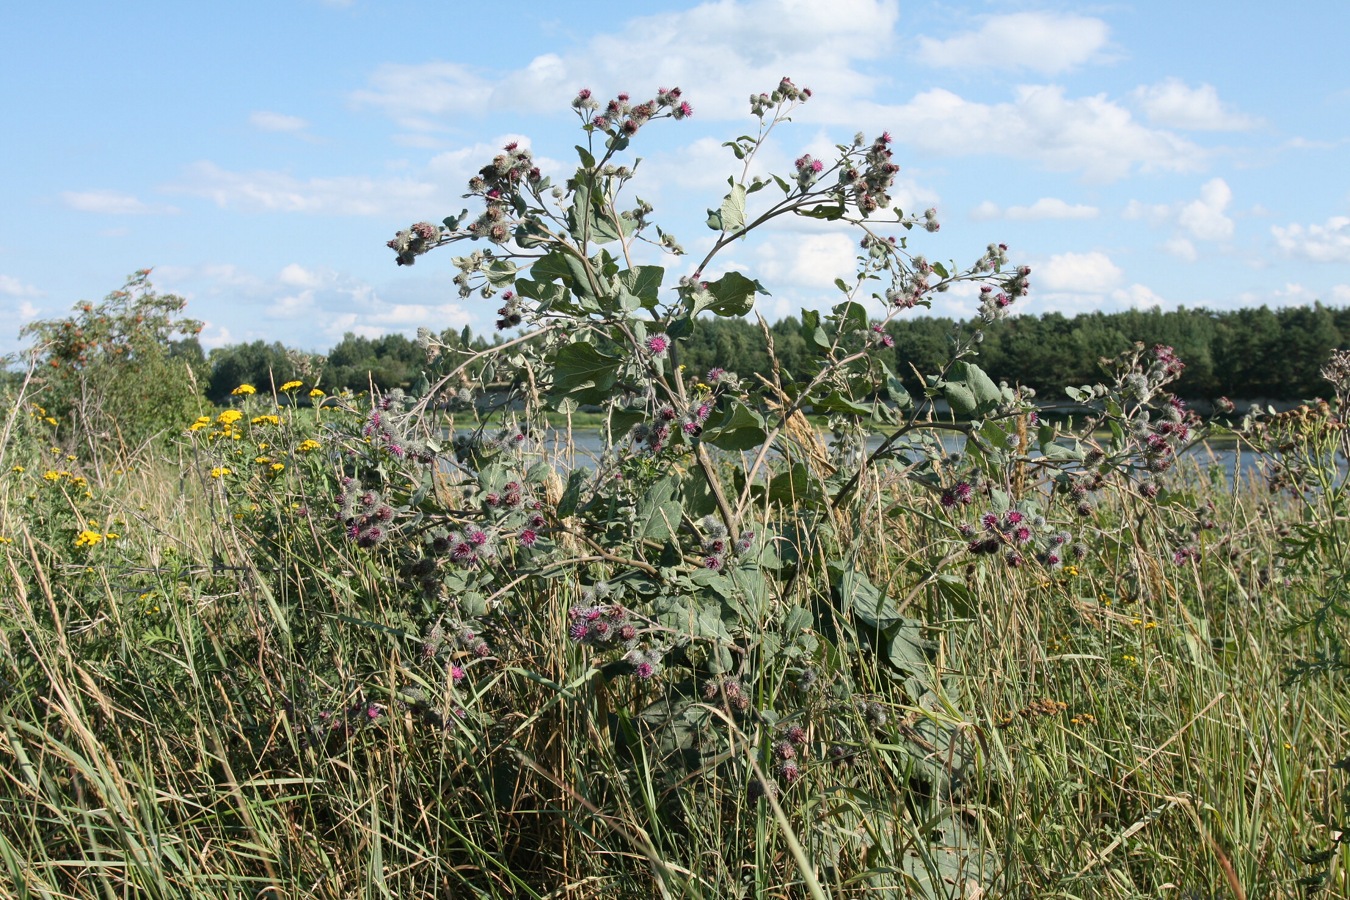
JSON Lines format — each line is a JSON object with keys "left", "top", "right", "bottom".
{"left": 309, "top": 388, "right": 325, "bottom": 398}
{"left": 0, "top": 536, "right": 13, "bottom": 545}
{"left": 10, "top": 465, "right": 23, "bottom": 473}
{"left": 189, "top": 415, "right": 211, "bottom": 432}
{"left": 104, "top": 532, "right": 119, "bottom": 540}
{"left": 44, "top": 417, "right": 58, "bottom": 426}
{"left": 251, "top": 414, "right": 280, "bottom": 426}
{"left": 280, "top": 380, "right": 304, "bottom": 392}
{"left": 231, "top": 384, "right": 257, "bottom": 396}
{"left": 255, "top": 456, "right": 271, "bottom": 465}
{"left": 43, "top": 470, "right": 61, "bottom": 482}
{"left": 270, "top": 463, "right": 285, "bottom": 473}
{"left": 296, "top": 439, "right": 320, "bottom": 453}
{"left": 217, "top": 410, "right": 243, "bottom": 426}
{"left": 210, "top": 467, "right": 232, "bottom": 479}
{"left": 74, "top": 530, "right": 103, "bottom": 548}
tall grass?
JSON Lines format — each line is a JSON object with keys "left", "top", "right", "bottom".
{"left": 0, "top": 391, "right": 1345, "bottom": 898}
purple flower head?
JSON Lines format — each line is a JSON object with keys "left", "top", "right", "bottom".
{"left": 519, "top": 529, "right": 539, "bottom": 548}
{"left": 635, "top": 661, "right": 655, "bottom": 679}
{"left": 451, "top": 665, "right": 466, "bottom": 683}
{"left": 645, "top": 334, "right": 669, "bottom": 355}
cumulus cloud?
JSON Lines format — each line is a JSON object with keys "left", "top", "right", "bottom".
{"left": 915, "top": 12, "right": 1111, "bottom": 75}
{"left": 1038, "top": 251, "right": 1123, "bottom": 293}
{"left": 61, "top": 190, "right": 178, "bottom": 215}
{"left": 167, "top": 161, "right": 445, "bottom": 217}
{"left": 874, "top": 85, "right": 1204, "bottom": 182}
{"left": 1125, "top": 178, "right": 1234, "bottom": 257}
{"left": 971, "top": 197, "right": 1098, "bottom": 221}
{"left": 1163, "top": 236, "right": 1198, "bottom": 262}
{"left": 1111, "top": 283, "right": 1166, "bottom": 308}
{"left": 1271, "top": 216, "right": 1350, "bottom": 263}
{"left": 352, "top": 0, "right": 900, "bottom": 125}
{"left": 1133, "top": 79, "right": 1259, "bottom": 131}
{"left": 0, "top": 275, "right": 41, "bottom": 298}
{"left": 1177, "top": 178, "right": 1234, "bottom": 241}
{"left": 249, "top": 111, "right": 309, "bottom": 133}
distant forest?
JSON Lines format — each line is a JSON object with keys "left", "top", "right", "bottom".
{"left": 197, "top": 303, "right": 1349, "bottom": 405}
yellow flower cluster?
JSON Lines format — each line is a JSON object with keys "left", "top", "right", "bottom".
{"left": 9, "top": 465, "right": 23, "bottom": 474}
{"left": 217, "top": 409, "right": 243, "bottom": 426}
{"left": 296, "top": 439, "right": 321, "bottom": 453}
{"left": 231, "top": 384, "right": 257, "bottom": 396}
{"left": 0, "top": 536, "right": 13, "bottom": 546}
{"left": 189, "top": 416, "right": 211, "bottom": 432}
{"left": 251, "top": 414, "right": 280, "bottom": 427}
{"left": 280, "top": 380, "right": 304, "bottom": 392}
{"left": 74, "top": 529, "right": 118, "bottom": 548}
{"left": 210, "top": 467, "right": 232, "bottom": 479}
{"left": 309, "top": 388, "right": 324, "bottom": 398}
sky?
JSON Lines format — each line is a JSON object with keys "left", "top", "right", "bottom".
{"left": 3, "top": 0, "right": 1349, "bottom": 360}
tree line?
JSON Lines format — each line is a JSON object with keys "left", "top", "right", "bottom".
{"left": 196, "top": 302, "right": 1349, "bottom": 404}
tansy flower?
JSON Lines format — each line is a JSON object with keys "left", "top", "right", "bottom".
{"left": 74, "top": 530, "right": 103, "bottom": 548}
{"left": 270, "top": 463, "right": 285, "bottom": 473}
{"left": 43, "top": 470, "right": 61, "bottom": 481}
{"left": 189, "top": 416, "right": 211, "bottom": 431}
{"left": 10, "top": 465, "right": 23, "bottom": 473}
{"left": 210, "top": 467, "right": 232, "bottom": 479}
{"left": 280, "top": 380, "right": 304, "bottom": 392}
{"left": 297, "top": 439, "right": 320, "bottom": 453}
{"left": 231, "top": 384, "right": 256, "bottom": 396}
{"left": 217, "top": 410, "right": 243, "bottom": 426}
{"left": 250, "top": 414, "right": 280, "bottom": 426}
{"left": 309, "top": 388, "right": 325, "bottom": 398}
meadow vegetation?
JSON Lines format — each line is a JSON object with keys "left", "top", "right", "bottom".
{"left": 0, "top": 80, "right": 1347, "bottom": 899}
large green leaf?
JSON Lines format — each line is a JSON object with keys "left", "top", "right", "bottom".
{"left": 701, "top": 399, "right": 767, "bottom": 450}
{"left": 549, "top": 342, "right": 621, "bottom": 405}
{"left": 935, "top": 361, "right": 1008, "bottom": 418}
{"left": 702, "top": 271, "right": 766, "bottom": 317}
{"left": 637, "top": 475, "right": 683, "bottom": 542}
{"left": 706, "top": 183, "right": 747, "bottom": 234}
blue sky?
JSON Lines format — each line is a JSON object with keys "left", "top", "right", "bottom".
{"left": 3, "top": 0, "right": 1348, "bottom": 359}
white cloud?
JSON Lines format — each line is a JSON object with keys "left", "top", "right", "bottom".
{"left": 1038, "top": 251, "right": 1123, "bottom": 293}
{"left": 1163, "top": 236, "right": 1198, "bottom": 262}
{"left": 249, "top": 111, "right": 309, "bottom": 133}
{"left": 61, "top": 190, "right": 178, "bottom": 215}
{"left": 1177, "top": 178, "right": 1234, "bottom": 240}
{"left": 1133, "top": 79, "right": 1259, "bottom": 131}
{"left": 876, "top": 85, "right": 1204, "bottom": 182}
{"left": 1111, "top": 283, "right": 1166, "bottom": 308}
{"left": 0, "top": 275, "right": 41, "bottom": 297}
{"left": 353, "top": 0, "right": 900, "bottom": 125}
{"left": 971, "top": 197, "right": 1098, "bottom": 221}
{"left": 915, "top": 12, "right": 1110, "bottom": 75}
{"left": 1125, "top": 179, "right": 1235, "bottom": 255}
{"left": 755, "top": 231, "right": 857, "bottom": 291}
{"left": 279, "top": 263, "right": 322, "bottom": 289}
{"left": 168, "top": 161, "right": 444, "bottom": 217}
{"left": 1272, "top": 216, "right": 1350, "bottom": 263}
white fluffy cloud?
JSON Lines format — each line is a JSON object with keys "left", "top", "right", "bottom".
{"left": 915, "top": 12, "right": 1111, "bottom": 75}
{"left": 1177, "top": 178, "right": 1234, "bottom": 241}
{"left": 1133, "top": 79, "right": 1259, "bottom": 131}
{"left": 876, "top": 85, "right": 1203, "bottom": 182}
{"left": 249, "top": 111, "right": 309, "bottom": 133}
{"left": 352, "top": 0, "right": 900, "bottom": 125}
{"left": 1125, "top": 178, "right": 1234, "bottom": 257}
{"left": 971, "top": 197, "right": 1098, "bottom": 221}
{"left": 61, "top": 190, "right": 178, "bottom": 215}
{"left": 1271, "top": 216, "right": 1350, "bottom": 263}
{"left": 167, "top": 162, "right": 445, "bottom": 217}
{"left": 0, "top": 275, "right": 41, "bottom": 298}
{"left": 1038, "top": 251, "right": 1123, "bottom": 293}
